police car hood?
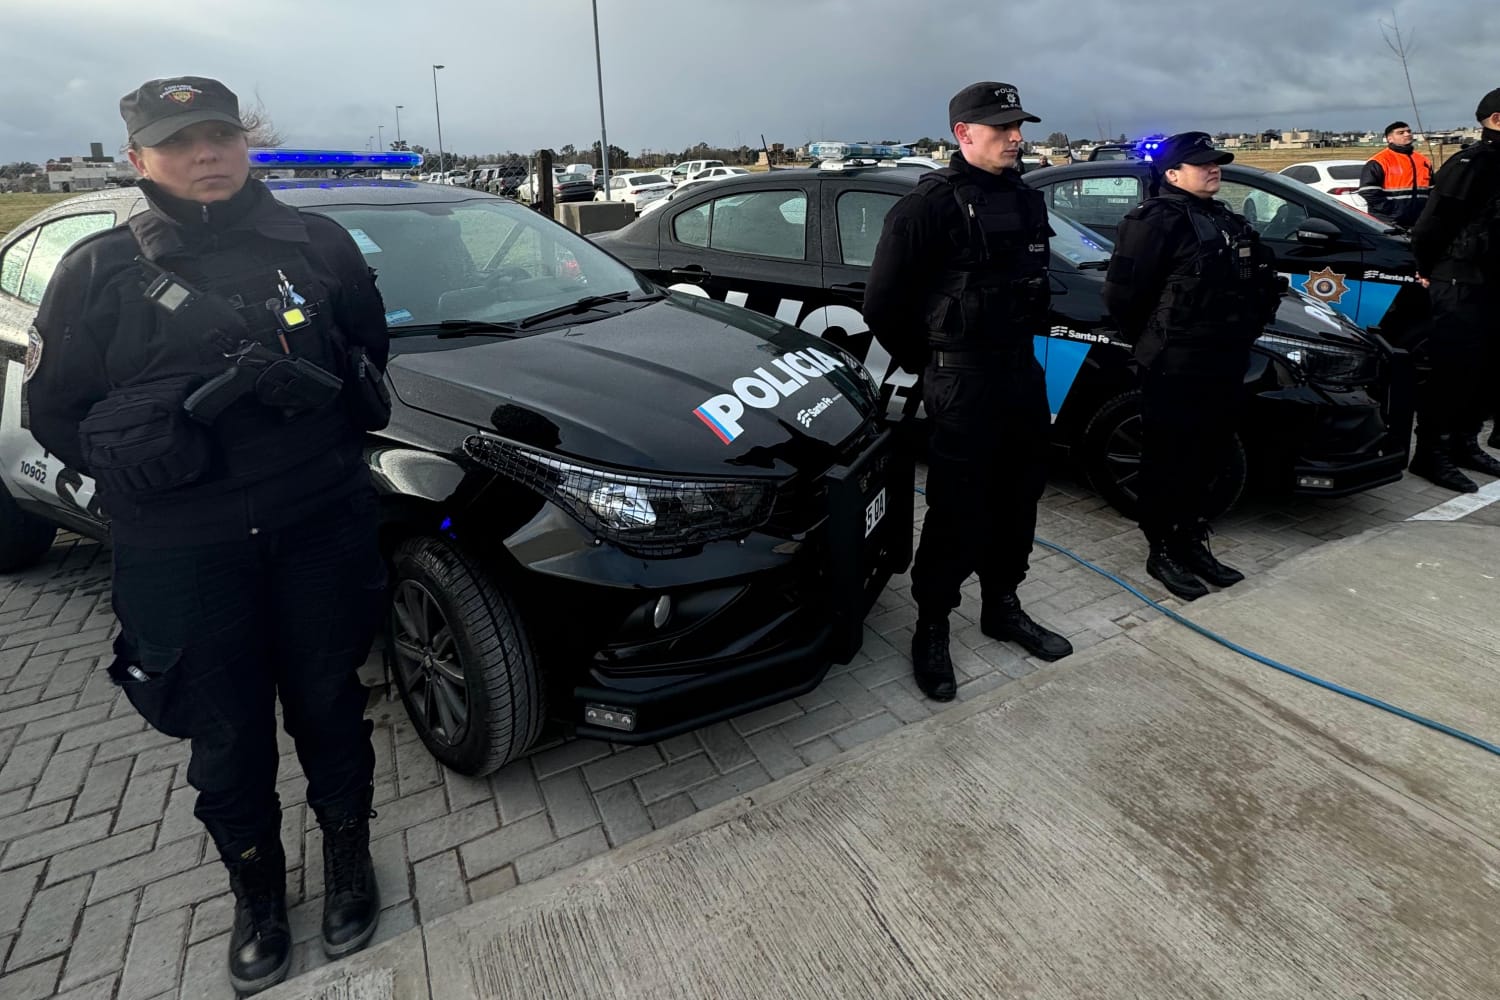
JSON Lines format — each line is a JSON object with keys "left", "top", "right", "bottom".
{"left": 386, "top": 294, "right": 878, "bottom": 477}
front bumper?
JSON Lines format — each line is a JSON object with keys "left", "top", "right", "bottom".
{"left": 1247, "top": 340, "right": 1416, "bottom": 497}
{"left": 504, "top": 428, "right": 914, "bottom": 744}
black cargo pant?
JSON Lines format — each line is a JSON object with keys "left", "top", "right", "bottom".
{"left": 910, "top": 351, "right": 1050, "bottom": 618}
{"left": 1418, "top": 280, "right": 1498, "bottom": 445}
{"left": 107, "top": 489, "right": 385, "bottom": 865}
{"left": 1137, "top": 363, "right": 1245, "bottom": 544}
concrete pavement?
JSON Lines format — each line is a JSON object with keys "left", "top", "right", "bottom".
{"left": 259, "top": 520, "right": 1500, "bottom": 1000}
{"left": 0, "top": 446, "right": 1496, "bottom": 999}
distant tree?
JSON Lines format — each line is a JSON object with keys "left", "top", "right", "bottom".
{"left": 0, "top": 162, "right": 40, "bottom": 179}
{"left": 559, "top": 144, "right": 577, "bottom": 160}
{"left": 590, "top": 141, "right": 629, "bottom": 169}
{"left": 1045, "top": 132, "right": 1070, "bottom": 147}
{"left": 239, "top": 92, "right": 285, "bottom": 147}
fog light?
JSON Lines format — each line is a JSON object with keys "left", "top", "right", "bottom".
{"left": 584, "top": 704, "right": 637, "bottom": 732}
{"left": 652, "top": 595, "right": 672, "bottom": 629}
{"left": 1298, "top": 476, "right": 1336, "bottom": 489}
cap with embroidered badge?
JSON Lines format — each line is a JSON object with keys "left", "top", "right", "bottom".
{"left": 948, "top": 82, "right": 1041, "bottom": 129}
{"left": 120, "top": 76, "right": 246, "bottom": 148}
{"left": 1154, "top": 131, "right": 1234, "bottom": 169}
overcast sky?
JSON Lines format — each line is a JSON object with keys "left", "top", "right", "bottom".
{"left": 0, "top": 0, "right": 1495, "bottom": 163}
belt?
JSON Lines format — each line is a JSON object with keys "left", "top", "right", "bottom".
{"left": 932, "top": 347, "right": 1030, "bottom": 369}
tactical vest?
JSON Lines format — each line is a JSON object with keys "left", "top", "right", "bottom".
{"left": 1153, "top": 200, "right": 1278, "bottom": 340}
{"left": 919, "top": 169, "right": 1052, "bottom": 354}
{"left": 1435, "top": 143, "right": 1500, "bottom": 283}
{"left": 124, "top": 234, "right": 356, "bottom": 488}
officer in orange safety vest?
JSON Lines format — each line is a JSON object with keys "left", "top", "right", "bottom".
{"left": 1357, "top": 121, "right": 1433, "bottom": 228}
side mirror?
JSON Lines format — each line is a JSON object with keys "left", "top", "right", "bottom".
{"left": 1294, "top": 217, "right": 1342, "bottom": 244}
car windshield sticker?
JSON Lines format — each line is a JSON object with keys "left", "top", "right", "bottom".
{"left": 692, "top": 348, "right": 847, "bottom": 444}
{"left": 347, "top": 228, "right": 383, "bottom": 255}
{"left": 23, "top": 326, "right": 42, "bottom": 382}
{"left": 384, "top": 308, "right": 414, "bottom": 326}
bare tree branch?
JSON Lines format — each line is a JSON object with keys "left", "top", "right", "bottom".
{"left": 1379, "top": 10, "right": 1428, "bottom": 145}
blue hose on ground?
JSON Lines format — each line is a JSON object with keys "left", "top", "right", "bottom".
{"left": 911, "top": 485, "right": 1500, "bottom": 757}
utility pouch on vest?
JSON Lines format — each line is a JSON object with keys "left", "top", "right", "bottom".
{"left": 345, "top": 346, "right": 392, "bottom": 431}
{"left": 78, "top": 375, "right": 211, "bottom": 497}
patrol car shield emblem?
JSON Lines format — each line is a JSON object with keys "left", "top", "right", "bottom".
{"left": 1304, "top": 266, "right": 1349, "bottom": 305}
{"left": 23, "top": 326, "right": 42, "bottom": 382}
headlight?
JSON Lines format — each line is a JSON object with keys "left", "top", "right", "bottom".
{"left": 463, "top": 436, "right": 775, "bottom": 554}
{"left": 1254, "top": 333, "right": 1380, "bottom": 386}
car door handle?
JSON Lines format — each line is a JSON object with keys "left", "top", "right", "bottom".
{"left": 670, "top": 266, "right": 711, "bottom": 280}
{"left": 830, "top": 282, "right": 866, "bottom": 298}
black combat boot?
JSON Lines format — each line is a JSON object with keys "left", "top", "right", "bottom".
{"left": 225, "top": 842, "right": 291, "bottom": 995}
{"left": 1409, "top": 436, "right": 1479, "bottom": 493}
{"left": 1171, "top": 523, "right": 1245, "bottom": 588}
{"left": 319, "top": 791, "right": 380, "bottom": 959}
{"left": 980, "top": 593, "right": 1073, "bottom": 661}
{"left": 1146, "top": 542, "right": 1209, "bottom": 601}
{"left": 1450, "top": 436, "right": 1500, "bottom": 478}
{"left": 910, "top": 618, "right": 957, "bottom": 702}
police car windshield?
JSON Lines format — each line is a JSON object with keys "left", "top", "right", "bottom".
{"left": 1048, "top": 209, "right": 1112, "bottom": 267}
{"left": 315, "top": 199, "right": 655, "bottom": 333}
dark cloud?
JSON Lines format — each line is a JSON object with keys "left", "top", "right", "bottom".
{"left": 0, "top": 0, "right": 1492, "bottom": 163}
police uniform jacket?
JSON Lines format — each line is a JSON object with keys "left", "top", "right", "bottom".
{"left": 1411, "top": 128, "right": 1500, "bottom": 285}
{"left": 862, "top": 151, "right": 1051, "bottom": 374}
{"left": 28, "top": 177, "right": 389, "bottom": 546}
{"left": 1102, "top": 184, "right": 1280, "bottom": 376}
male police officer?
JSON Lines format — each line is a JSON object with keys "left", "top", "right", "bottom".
{"left": 1102, "top": 132, "right": 1281, "bottom": 601}
{"left": 1408, "top": 88, "right": 1500, "bottom": 491}
{"left": 864, "top": 81, "right": 1072, "bottom": 702}
{"left": 1358, "top": 121, "right": 1433, "bottom": 229}
{"left": 27, "top": 77, "right": 391, "bottom": 994}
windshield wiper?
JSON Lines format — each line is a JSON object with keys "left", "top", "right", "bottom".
{"left": 432, "top": 320, "right": 522, "bottom": 339}
{"left": 1075, "top": 260, "right": 1110, "bottom": 270}
{"left": 515, "top": 290, "right": 665, "bottom": 329}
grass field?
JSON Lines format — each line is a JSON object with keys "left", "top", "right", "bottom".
{"left": 1224, "top": 143, "right": 1457, "bottom": 173}
{"left": 0, "top": 192, "right": 72, "bottom": 242}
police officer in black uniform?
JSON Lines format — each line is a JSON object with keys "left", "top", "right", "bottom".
{"left": 1408, "top": 88, "right": 1500, "bottom": 491}
{"left": 27, "top": 77, "right": 392, "bottom": 995}
{"left": 864, "top": 81, "right": 1072, "bottom": 702}
{"left": 1102, "top": 132, "right": 1282, "bottom": 602}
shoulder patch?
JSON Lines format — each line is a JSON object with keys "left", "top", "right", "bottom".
{"left": 23, "top": 326, "right": 43, "bottom": 382}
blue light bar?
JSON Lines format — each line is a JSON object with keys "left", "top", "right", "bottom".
{"left": 248, "top": 148, "right": 423, "bottom": 169}
{"left": 807, "top": 141, "right": 913, "bottom": 161}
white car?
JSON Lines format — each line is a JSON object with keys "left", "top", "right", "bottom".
{"left": 596, "top": 172, "right": 672, "bottom": 209}
{"left": 636, "top": 177, "right": 717, "bottom": 217}
{"left": 1278, "top": 160, "right": 1369, "bottom": 212}
{"left": 669, "top": 159, "right": 726, "bottom": 185}
{"left": 689, "top": 166, "right": 750, "bottom": 182}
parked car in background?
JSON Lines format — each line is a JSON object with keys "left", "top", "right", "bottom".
{"left": 691, "top": 166, "right": 751, "bottom": 182}
{"left": 518, "top": 169, "right": 595, "bottom": 204}
{"left": 1278, "top": 160, "right": 1369, "bottom": 213}
{"left": 635, "top": 177, "right": 717, "bottom": 217}
{"left": 597, "top": 172, "right": 673, "bottom": 210}
{"left": 670, "top": 159, "right": 726, "bottom": 185}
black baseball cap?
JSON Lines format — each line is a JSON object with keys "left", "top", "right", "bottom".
{"left": 1155, "top": 131, "right": 1233, "bottom": 169}
{"left": 120, "top": 76, "right": 246, "bottom": 147}
{"left": 949, "top": 82, "right": 1041, "bottom": 128}
{"left": 1477, "top": 88, "right": 1500, "bottom": 122}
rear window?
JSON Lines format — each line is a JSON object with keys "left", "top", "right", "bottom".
{"left": 627, "top": 175, "right": 663, "bottom": 186}
{"left": 1328, "top": 164, "right": 1364, "bottom": 180}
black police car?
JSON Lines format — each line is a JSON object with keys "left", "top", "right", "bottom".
{"left": 1023, "top": 158, "right": 1431, "bottom": 352}
{"left": 592, "top": 161, "right": 1415, "bottom": 518}
{"left": 0, "top": 171, "right": 912, "bottom": 776}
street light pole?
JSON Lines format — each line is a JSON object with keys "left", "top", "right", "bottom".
{"left": 377, "top": 124, "right": 384, "bottom": 151}
{"left": 395, "top": 105, "right": 404, "bottom": 145}
{"left": 590, "top": 0, "right": 611, "bottom": 199}
{"left": 432, "top": 65, "right": 446, "bottom": 175}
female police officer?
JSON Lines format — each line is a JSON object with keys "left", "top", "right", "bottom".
{"left": 27, "top": 77, "right": 391, "bottom": 994}
{"left": 1102, "top": 132, "right": 1281, "bottom": 601}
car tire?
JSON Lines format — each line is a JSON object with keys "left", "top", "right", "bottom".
{"left": 386, "top": 536, "right": 545, "bottom": 777}
{"left": 1079, "top": 390, "right": 1248, "bottom": 523}
{"left": 0, "top": 487, "right": 57, "bottom": 572}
